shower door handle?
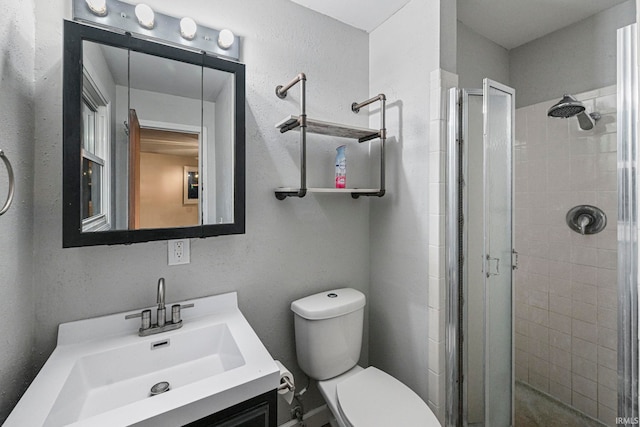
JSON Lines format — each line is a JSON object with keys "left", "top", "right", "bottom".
{"left": 485, "top": 255, "right": 500, "bottom": 278}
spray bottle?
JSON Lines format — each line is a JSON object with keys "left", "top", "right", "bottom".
{"left": 335, "top": 145, "right": 346, "bottom": 188}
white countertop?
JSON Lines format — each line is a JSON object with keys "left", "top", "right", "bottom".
{"left": 5, "top": 292, "right": 280, "bottom": 427}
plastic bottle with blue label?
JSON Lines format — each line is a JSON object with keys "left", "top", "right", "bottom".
{"left": 335, "top": 145, "right": 346, "bottom": 188}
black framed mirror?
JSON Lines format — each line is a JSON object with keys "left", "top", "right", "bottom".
{"left": 63, "top": 20, "right": 245, "bottom": 247}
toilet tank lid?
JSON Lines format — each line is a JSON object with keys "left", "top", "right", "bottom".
{"left": 291, "top": 288, "right": 365, "bottom": 320}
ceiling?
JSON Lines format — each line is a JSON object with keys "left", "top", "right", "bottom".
{"left": 458, "top": 0, "right": 631, "bottom": 49}
{"left": 140, "top": 128, "right": 199, "bottom": 158}
{"left": 290, "top": 0, "right": 631, "bottom": 48}
{"left": 289, "top": 0, "right": 410, "bottom": 32}
{"left": 98, "top": 44, "right": 230, "bottom": 102}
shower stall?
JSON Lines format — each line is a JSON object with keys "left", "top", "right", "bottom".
{"left": 446, "top": 22, "right": 638, "bottom": 427}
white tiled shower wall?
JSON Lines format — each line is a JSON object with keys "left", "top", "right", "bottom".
{"left": 514, "top": 86, "right": 618, "bottom": 425}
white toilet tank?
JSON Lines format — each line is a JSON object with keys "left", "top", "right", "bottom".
{"left": 291, "top": 288, "right": 365, "bottom": 380}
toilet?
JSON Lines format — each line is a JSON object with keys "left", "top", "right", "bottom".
{"left": 291, "top": 288, "right": 440, "bottom": 427}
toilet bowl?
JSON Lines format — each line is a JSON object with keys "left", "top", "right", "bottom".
{"left": 291, "top": 288, "right": 441, "bottom": 427}
{"left": 318, "top": 365, "right": 440, "bottom": 427}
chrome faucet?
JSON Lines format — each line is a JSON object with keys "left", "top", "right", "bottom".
{"left": 125, "top": 278, "right": 194, "bottom": 337}
{"left": 157, "top": 277, "right": 166, "bottom": 327}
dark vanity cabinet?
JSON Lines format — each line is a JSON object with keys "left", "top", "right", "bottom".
{"left": 184, "top": 390, "right": 277, "bottom": 427}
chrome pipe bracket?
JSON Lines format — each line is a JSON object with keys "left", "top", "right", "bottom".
{"left": 275, "top": 73, "right": 307, "bottom": 99}
{"left": 351, "top": 93, "right": 386, "bottom": 113}
{"left": 275, "top": 85, "right": 287, "bottom": 99}
{"left": 352, "top": 93, "right": 386, "bottom": 195}
{"left": 0, "top": 150, "right": 15, "bottom": 216}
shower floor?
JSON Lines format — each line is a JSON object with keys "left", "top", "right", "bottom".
{"left": 515, "top": 381, "right": 606, "bottom": 427}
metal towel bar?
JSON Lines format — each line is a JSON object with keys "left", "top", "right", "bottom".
{"left": 0, "top": 150, "right": 15, "bottom": 216}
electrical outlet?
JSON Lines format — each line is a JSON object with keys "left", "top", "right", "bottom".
{"left": 168, "top": 239, "right": 190, "bottom": 265}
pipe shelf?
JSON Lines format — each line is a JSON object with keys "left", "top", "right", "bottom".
{"left": 275, "top": 187, "right": 384, "bottom": 200}
{"left": 275, "top": 115, "right": 380, "bottom": 143}
{"left": 273, "top": 73, "right": 386, "bottom": 200}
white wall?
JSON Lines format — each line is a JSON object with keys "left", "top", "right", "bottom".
{"left": 0, "top": 0, "right": 36, "bottom": 422}
{"left": 369, "top": 0, "right": 450, "bottom": 421}
{"left": 31, "top": 0, "right": 370, "bottom": 424}
{"left": 457, "top": 21, "right": 510, "bottom": 90}
{"left": 214, "top": 75, "right": 234, "bottom": 223}
{"left": 510, "top": 0, "right": 635, "bottom": 108}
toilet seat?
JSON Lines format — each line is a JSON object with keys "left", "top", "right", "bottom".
{"left": 335, "top": 367, "right": 439, "bottom": 427}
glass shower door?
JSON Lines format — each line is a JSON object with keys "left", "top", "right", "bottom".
{"left": 482, "top": 79, "right": 514, "bottom": 426}
{"left": 446, "top": 79, "right": 515, "bottom": 427}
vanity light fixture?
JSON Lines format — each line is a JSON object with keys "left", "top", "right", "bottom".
{"left": 72, "top": 0, "right": 241, "bottom": 60}
{"left": 180, "top": 17, "right": 197, "bottom": 40}
{"left": 217, "top": 29, "right": 235, "bottom": 49}
{"left": 134, "top": 3, "right": 155, "bottom": 29}
{"left": 85, "top": 0, "right": 107, "bottom": 16}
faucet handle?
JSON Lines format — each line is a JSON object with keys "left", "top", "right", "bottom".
{"left": 125, "top": 309, "right": 152, "bottom": 331}
{"left": 171, "top": 303, "right": 194, "bottom": 324}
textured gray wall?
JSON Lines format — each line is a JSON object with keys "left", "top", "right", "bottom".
{"left": 510, "top": 0, "right": 636, "bottom": 108}
{"left": 0, "top": 0, "right": 36, "bottom": 422}
{"left": 440, "top": 0, "right": 457, "bottom": 74}
{"left": 31, "top": 0, "right": 370, "bottom": 424}
{"left": 457, "top": 21, "right": 510, "bottom": 90}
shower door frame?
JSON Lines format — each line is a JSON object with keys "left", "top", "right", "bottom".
{"left": 617, "top": 22, "right": 639, "bottom": 421}
{"left": 445, "top": 80, "right": 515, "bottom": 427}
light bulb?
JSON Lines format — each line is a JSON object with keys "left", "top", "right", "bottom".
{"left": 217, "top": 29, "right": 235, "bottom": 50}
{"left": 85, "top": 0, "right": 107, "bottom": 16}
{"left": 135, "top": 4, "right": 155, "bottom": 29}
{"left": 180, "top": 17, "right": 197, "bottom": 40}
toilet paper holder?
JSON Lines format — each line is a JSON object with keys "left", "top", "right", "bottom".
{"left": 278, "top": 376, "right": 294, "bottom": 392}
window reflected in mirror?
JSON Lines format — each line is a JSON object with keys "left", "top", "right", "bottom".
{"left": 81, "top": 158, "right": 102, "bottom": 223}
{"left": 81, "top": 41, "right": 119, "bottom": 232}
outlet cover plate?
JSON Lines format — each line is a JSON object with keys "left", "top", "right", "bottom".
{"left": 168, "top": 239, "right": 190, "bottom": 265}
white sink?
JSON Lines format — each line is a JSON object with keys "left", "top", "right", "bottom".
{"left": 6, "top": 292, "right": 279, "bottom": 427}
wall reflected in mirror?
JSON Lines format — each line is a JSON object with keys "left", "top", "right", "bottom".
{"left": 204, "top": 66, "right": 235, "bottom": 225}
{"left": 80, "top": 40, "right": 236, "bottom": 233}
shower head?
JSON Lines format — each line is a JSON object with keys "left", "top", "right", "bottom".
{"left": 547, "top": 94, "right": 585, "bottom": 118}
{"left": 547, "top": 94, "right": 601, "bottom": 130}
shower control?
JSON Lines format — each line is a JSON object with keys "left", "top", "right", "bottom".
{"left": 566, "top": 205, "right": 607, "bottom": 235}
